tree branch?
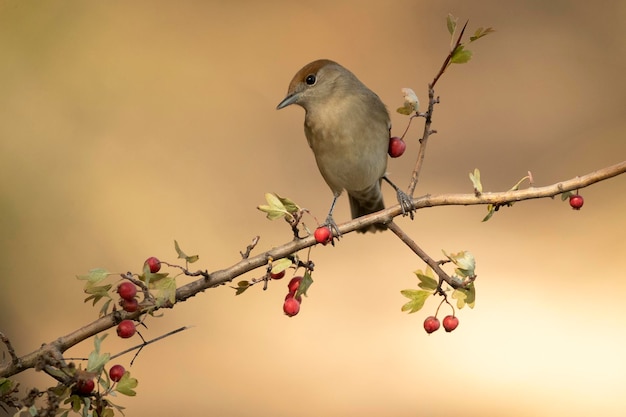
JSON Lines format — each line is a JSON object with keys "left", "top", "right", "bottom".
{"left": 386, "top": 221, "right": 463, "bottom": 289}
{"left": 1, "top": 160, "right": 624, "bottom": 379}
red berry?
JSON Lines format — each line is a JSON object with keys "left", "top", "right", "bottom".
{"left": 313, "top": 226, "right": 332, "bottom": 245}
{"left": 109, "top": 364, "right": 126, "bottom": 382}
{"left": 120, "top": 298, "right": 139, "bottom": 313}
{"left": 270, "top": 270, "right": 286, "bottom": 280}
{"left": 388, "top": 136, "right": 406, "bottom": 158}
{"left": 117, "top": 282, "right": 137, "bottom": 301}
{"left": 442, "top": 315, "right": 459, "bottom": 332}
{"left": 287, "top": 276, "right": 303, "bottom": 293}
{"left": 423, "top": 316, "right": 440, "bottom": 334}
{"left": 145, "top": 256, "right": 161, "bottom": 273}
{"left": 569, "top": 194, "right": 584, "bottom": 210}
{"left": 283, "top": 296, "right": 301, "bottom": 317}
{"left": 75, "top": 378, "right": 95, "bottom": 395}
{"left": 116, "top": 320, "right": 136, "bottom": 339}
{"left": 285, "top": 291, "right": 302, "bottom": 303}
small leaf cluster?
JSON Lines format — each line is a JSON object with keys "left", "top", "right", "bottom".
{"left": 233, "top": 256, "right": 301, "bottom": 295}
{"left": 469, "top": 168, "right": 532, "bottom": 222}
{"left": 233, "top": 255, "right": 315, "bottom": 303}
{"left": 50, "top": 335, "right": 138, "bottom": 417}
{"left": 401, "top": 251, "right": 476, "bottom": 316}
{"left": 447, "top": 14, "right": 494, "bottom": 66}
{"left": 77, "top": 241, "right": 200, "bottom": 316}
{"left": 257, "top": 192, "right": 302, "bottom": 224}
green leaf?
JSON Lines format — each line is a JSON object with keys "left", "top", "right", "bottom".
{"left": 257, "top": 205, "right": 287, "bottom": 220}
{"left": 257, "top": 192, "right": 291, "bottom": 221}
{"left": 275, "top": 194, "right": 300, "bottom": 214}
{"left": 94, "top": 333, "right": 107, "bottom": 353}
{"left": 100, "top": 408, "right": 115, "bottom": 417}
{"left": 174, "top": 240, "right": 199, "bottom": 264}
{"left": 396, "top": 106, "right": 413, "bottom": 115}
{"left": 470, "top": 27, "right": 495, "bottom": 42}
{"left": 400, "top": 289, "right": 431, "bottom": 313}
{"left": 451, "top": 288, "right": 467, "bottom": 309}
{"left": 482, "top": 205, "right": 496, "bottom": 222}
{"left": 396, "top": 102, "right": 415, "bottom": 116}
{"left": 77, "top": 268, "right": 111, "bottom": 283}
{"left": 87, "top": 350, "right": 110, "bottom": 374}
{"left": 98, "top": 298, "right": 113, "bottom": 317}
{"left": 83, "top": 282, "right": 113, "bottom": 306}
{"left": 87, "top": 334, "right": 110, "bottom": 373}
{"left": 152, "top": 276, "right": 177, "bottom": 306}
{"left": 0, "top": 378, "right": 14, "bottom": 396}
{"left": 443, "top": 251, "right": 476, "bottom": 277}
{"left": 295, "top": 270, "right": 314, "bottom": 298}
{"left": 469, "top": 168, "right": 482, "bottom": 194}
{"left": 446, "top": 13, "right": 457, "bottom": 35}
{"left": 450, "top": 45, "right": 472, "bottom": 64}
{"left": 70, "top": 394, "right": 82, "bottom": 412}
{"left": 233, "top": 280, "right": 249, "bottom": 295}
{"left": 414, "top": 267, "right": 438, "bottom": 290}
{"left": 115, "top": 372, "right": 138, "bottom": 396}
{"left": 271, "top": 258, "right": 292, "bottom": 275}
{"left": 397, "top": 87, "right": 419, "bottom": 115}
{"left": 561, "top": 191, "right": 573, "bottom": 201}
{"left": 141, "top": 267, "right": 170, "bottom": 286}
{"left": 509, "top": 175, "right": 530, "bottom": 192}
{"left": 452, "top": 283, "right": 475, "bottom": 309}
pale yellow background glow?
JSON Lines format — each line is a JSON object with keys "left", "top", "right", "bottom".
{"left": 1, "top": 1, "right": 625, "bottom": 416}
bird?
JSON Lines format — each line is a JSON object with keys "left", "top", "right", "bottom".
{"left": 276, "top": 59, "right": 390, "bottom": 234}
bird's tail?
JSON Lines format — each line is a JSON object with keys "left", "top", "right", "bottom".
{"left": 348, "top": 182, "right": 386, "bottom": 233}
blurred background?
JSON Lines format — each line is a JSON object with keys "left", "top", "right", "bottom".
{"left": 1, "top": 1, "right": 625, "bottom": 416}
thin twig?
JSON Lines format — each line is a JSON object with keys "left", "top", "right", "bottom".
{"left": 407, "top": 87, "right": 438, "bottom": 197}
{"left": 406, "top": 20, "right": 468, "bottom": 197}
{"left": 0, "top": 332, "right": 19, "bottom": 365}
{"left": 240, "top": 236, "right": 260, "bottom": 259}
{"left": 431, "top": 20, "right": 468, "bottom": 89}
{"left": 386, "top": 221, "right": 463, "bottom": 289}
{"left": 109, "top": 326, "right": 190, "bottom": 361}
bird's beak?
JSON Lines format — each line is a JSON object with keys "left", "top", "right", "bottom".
{"left": 276, "top": 92, "right": 299, "bottom": 110}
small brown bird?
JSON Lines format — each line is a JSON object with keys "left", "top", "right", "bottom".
{"left": 277, "top": 59, "right": 390, "bottom": 233}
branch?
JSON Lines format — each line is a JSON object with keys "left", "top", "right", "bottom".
{"left": 406, "top": 86, "right": 438, "bottom": 197}
{"left": 1, "top": 160, "right": 624, "bottom": 379}
{"left": 387, "top": 221, "right": 463, "bottom": 289}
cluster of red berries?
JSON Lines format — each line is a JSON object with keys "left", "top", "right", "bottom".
{"left": 114, "top": 257, "right": 162, "bottom": 337}
{"left": 423, "top": 315, "right": 459, "bottom": 334}
{"left": 74, "top": 365, "right": 127, "bottom": 395}
{"left": 268, "top": 270, "right": 302, "bottom": 317}
{"left": 117, "top": 281, "right": 139, "bottom": 313}
{"left": 283, "top": 277, "right": 303, "bottom": 317}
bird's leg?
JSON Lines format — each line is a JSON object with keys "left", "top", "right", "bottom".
{"left": 382, "top": 175, "right": 415, "bottom": 219}
{"left": 323, "top": 195, "right": 341, "bottom": 238}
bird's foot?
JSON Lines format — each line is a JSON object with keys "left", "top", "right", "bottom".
{"left": 396, "top": 189, "right": 415, "bottom": 220}
{"left": 323, "top": 215, "right": 341, "bottom": 243}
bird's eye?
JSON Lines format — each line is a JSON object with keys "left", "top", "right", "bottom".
{"left": 305, "top": 74, "right": 316, "bottom": 85}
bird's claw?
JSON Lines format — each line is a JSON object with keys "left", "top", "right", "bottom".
{"left": 323, "top": 215, "right": 341, "bottom": 241}
{"left": 396, "top": 190, "right": 415, "bottom": 220}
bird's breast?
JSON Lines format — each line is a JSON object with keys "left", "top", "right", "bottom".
{"left": 303, "top": 99, "right": 389, "bottom": 194}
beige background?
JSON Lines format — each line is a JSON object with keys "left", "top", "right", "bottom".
{"left": 1, "top": 1, "right": 625, "bottom": 416}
